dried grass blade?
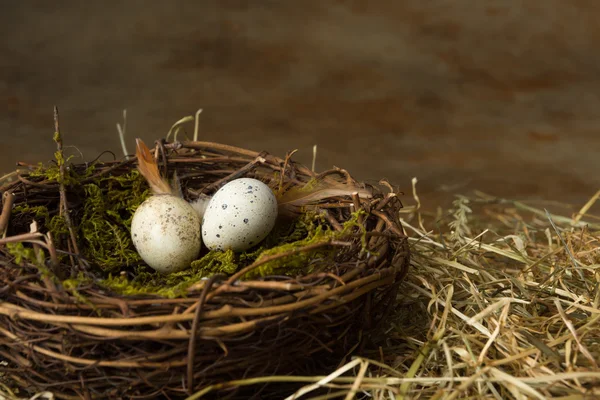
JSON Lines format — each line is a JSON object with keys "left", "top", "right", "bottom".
{"left": 398, "top": 286, "right": 454, "bottom": 399}
{"left": 554, "top": 299, "right": 598, "bottom": 368}
{"left": 477, "top": 302, "right": 510, "bottom": 364}
{"left": 284, "top": 358, "right": 363, "bottom": 400}
{"left": 545, "top": 209, "right": 584, "bottom": 279}
{"left": 432, "top": 256, "right": 479, "bottom": 275}
{"left": 489, "top": 367, "right": 545, "bottom": 400}
{"left": 572, "top": 189, "right": 600, "bottom": 225}
{"left": 466, "top": 298, "right": 524, "bottom": 325}
{"left": 474, "top": 242, "right": 532, "bottom": 264}
{"left": 343, "top": 359, "right": 369, "bottom": 400}
{"left": 405, "top": 282, "right": 491, "bottom": 337}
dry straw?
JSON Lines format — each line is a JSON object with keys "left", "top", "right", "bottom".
{"left": 215, "top": 182, "right": 599, "bottom": 399}
{"left": 0, "top": 109, "right": 410, "bottom": 399}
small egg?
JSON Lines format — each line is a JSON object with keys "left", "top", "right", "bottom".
{"left": 131, "top": 194, "right": 202, "bottom": 273}
{"left": 202, "top": 178, "right": 278, "bottom": 252}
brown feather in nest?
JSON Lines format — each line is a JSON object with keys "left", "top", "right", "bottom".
{"left": 276, "top": 180, "right": 372, "bottom": 217}
{"left": 135, "top": 138, "right": 173, "bottom": 195}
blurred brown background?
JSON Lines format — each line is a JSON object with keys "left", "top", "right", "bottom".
{"left": 1, "top": 1, "right": 599, "bottom": 208}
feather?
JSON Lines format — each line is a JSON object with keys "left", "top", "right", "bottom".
{"left": 170, "top": 170, "right": 184, "bottom": 198}
{"left": 190, "top": 196, "right": 211, "bottom": 220}
{"left": 135, "top": 138, "right": 172, "bottom": 195}
{"left": 276, "top": 179, "right": 372, "bottom": 216}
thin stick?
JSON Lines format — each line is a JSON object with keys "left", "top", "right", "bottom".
{"left": 54, "top": 106, "right": 82, "bottom": 271}
{"left": 0, "top": 232, "right": 45, "bottom": 245}
{"left": 278, "top": 149, "right": 298, "bottom": 195}
{"left": 351, "top": 192, "right": 364, "bottom": 226}
{"left": 187, "top": 274, "right": 222, "bottom": 395}
{"left": 0, "top": 191, "right": 15, "bottom": 237}
{"left": 201, "top": 154, "right": 267, "bottom": 193}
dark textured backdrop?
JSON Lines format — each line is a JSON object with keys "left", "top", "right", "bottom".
{"left": 1, "top": 1, "right": 599, "bottom": 208}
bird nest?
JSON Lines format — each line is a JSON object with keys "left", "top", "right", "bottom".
{"left": 0, "top": 130, "right": 409, "bottom": 399}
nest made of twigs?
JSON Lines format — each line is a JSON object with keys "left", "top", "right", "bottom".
{"left": 0, "top": 139, "right": 409, "bottom": 400}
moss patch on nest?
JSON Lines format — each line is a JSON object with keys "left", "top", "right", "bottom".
{"left": 11, "top": 168, "right": 150, "bottom": 270}
{"left": 95, "top": 211, "right": 362, "bottom": 298}
{"left": 9, "top": 160, "right": 365, "bottom": 299}
{"left": 78, "top": 170, "right": 150, "bottom": 270}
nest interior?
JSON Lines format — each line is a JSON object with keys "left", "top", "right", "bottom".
{"left": 0, "top": 138, "right": 410, "bottom": 399}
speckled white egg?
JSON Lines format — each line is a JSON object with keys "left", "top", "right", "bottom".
{"left": 202, "top": 178, "right": 278, "bottom": 252}
{"left": 131, "top": 194, "right": 202, "bottom": 273}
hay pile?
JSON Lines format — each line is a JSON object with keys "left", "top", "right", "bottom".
{"left": 186, "top": 182, "right": 600, "bottom": 399}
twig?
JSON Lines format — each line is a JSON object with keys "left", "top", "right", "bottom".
{"left": 0, "top": 190, "right": 15, "bottom": 237}
{"left": 187, "top": 274, "right": 223, "bottom": 395}
{"left": 0, "top": 170, "right": 19, "bottom": 187}
{"left": 54, "top": 106, "right": 82, "bottom": 271}
{"left": 278, "top": 149, "right": 298, "bottom": 195}
{"left": 45, "top": 232, "right": 60, "bottom": 272}
{"left": 200, "top": 154, "right": 267, "bottom": 194}
{"left": 0, "top": 232, "right": 45, "bottom": 245}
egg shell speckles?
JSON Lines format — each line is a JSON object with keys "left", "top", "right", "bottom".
{"left": 131, "top": 194, "right": 202, "bottom": 274}
{"left": 202, "top": 178, "right": 278, "bottom": 252}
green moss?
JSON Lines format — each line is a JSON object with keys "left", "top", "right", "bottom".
{"left": 94, "top": 211, "right": 355, "bottom": 297}
{"left": 26, "top": 163, "right": 54, "bottom": 180}
{"left": 11, "top": 157, "right": 369, "bottom": 298}
{"left": 241, "top": 210, "right": 366, "bottom": 279}
{"left": 5, "top": 242, "right": 38, "bottom": 265}
{"left": 189, "top": 249, "right": 239, "bottom": 275}
{"left": 5, "top": 242, "right": 52, "bottom": 276}
{"left": 12, "top": 205, "right": 50, "bottom": 221}
{"left": 99, "top": 250, "right": 240, "bottom": 298}
{"left": 27, "top": 158, "right": 79, "bottom": 185}
{"left": 50, "top": 207, "right": 368, "bottom": 298}
{"left": 11, "top": 205, "right": 70, "bottom": 264}
{"left": 62, "top": 275, "right": 96, "bottom": 309}
{"left": 78, "top": 170, "right": 151, "bottom": 271}
{"left": 95, "top": 218, "right": 310, "bottom": 298}
{"left": 11, "top": 165, "right": 150, "bottom": 272}
{"left": 47, "top": 214, "right": 68, "bottom": 236}
{"left": 11, "top": 205, "right": 70, "bottom": 247}
{"left": 243, "top": 228, "right": 333, "bottom": 279}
